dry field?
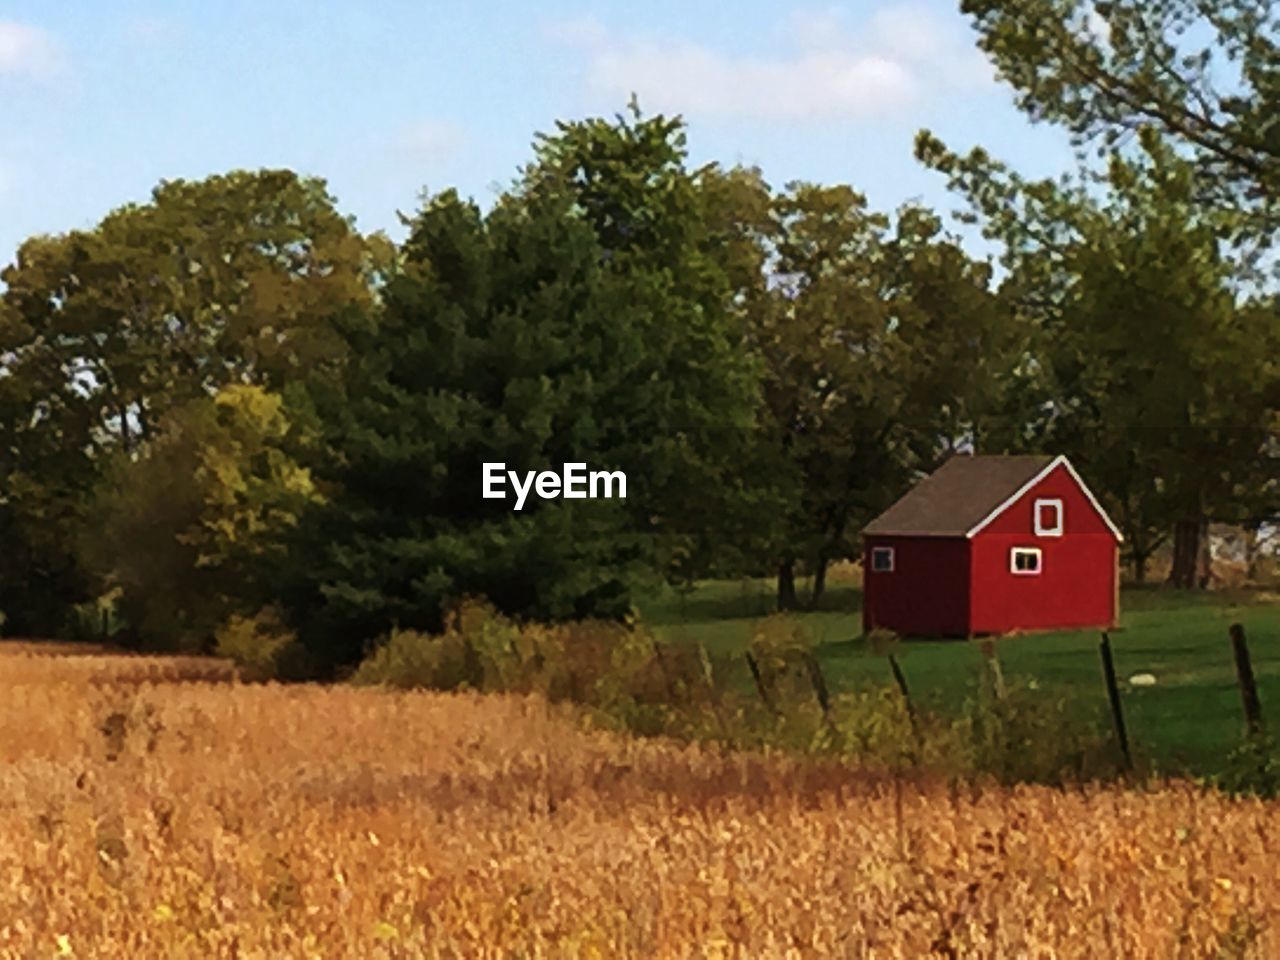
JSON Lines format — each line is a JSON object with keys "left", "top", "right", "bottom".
{"left": 1, "top": 645, "right": 1278, "bottom": 958}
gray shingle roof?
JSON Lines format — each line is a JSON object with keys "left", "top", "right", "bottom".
{"left": 863, "top": 455, "right": 1055, "bottom": 537}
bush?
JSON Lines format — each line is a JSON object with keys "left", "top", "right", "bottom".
{"left": 747, "top": 614, "right": 819, "bottom": 706}
{"left": 350, "top": 600, "right": 713, "bottom": 738}
{"left": 214, "top": 608, "right": 305, "bottom": 681}
{"left": 346, "top": 601, "right": 1135, "bottom": 787}
{"left": 957, "top": 680, "right": 1123, "bottom": 785}
{"left": 1214, "top": 735, "right": 1280, "bottom": 798}
{"left": 62, "top": 590, "right": 123, "bottom": 643}
{"left": 349, "top": 625, "right": 482, "bottom": 691}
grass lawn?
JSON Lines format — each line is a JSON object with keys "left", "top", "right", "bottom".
{"left": 641, "top": 580, "right": 1280, "bottom": 776}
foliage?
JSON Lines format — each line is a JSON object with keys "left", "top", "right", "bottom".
{"left": 916, "top": 130, "right": 1279, "bottom": 583}
{"left": 708, "top": 173, "right": 1029, "bottom": 606}
{"left": 287, "top": 108, "right": 762, "bottom": 670}
{"left": 0, "top": 169, "right": 379, "bottom": 636}
{"left": 959, "top": 680, "right": 1121, "bottom": 785}
{"left": 352, "top": 600, "right": 708, "bottom": 733}
{"left": 1214, "top": 735, "right": 1280, "bottom": 799}
{"left": 213, "top": 608, "right": 305, "bottom": 681}
{"left": 84, "top": 385, "right": 321, "bottom": 651}
{"left": 957, "top": 0, "right": 1279, "bottom": 253}
{"left": 349, "top": 603, "right": 1132, "bottom": 786}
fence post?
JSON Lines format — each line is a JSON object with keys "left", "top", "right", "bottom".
{"left": 1098, "top": 632, "right": 1133, "bottom": 771}
{"left": 802, "top": 651, "right": 832, "bottom": 722}
{"left": 887, "top": 654, "right": 920, "bottom": 744}
{"left": 1229, "top": 623, "right": 1264, "bottom": 737}
{"left": 744, "top": 652, "right": 778, "bottom": 715}
{"left": 696, "top": 643, "right": 717, "bottom": 697}
{"left": 649, "top": 639, "right": 677, "bottom": 703}
{"left": 980, "top": 638, "right": 1006, "bottom": 701}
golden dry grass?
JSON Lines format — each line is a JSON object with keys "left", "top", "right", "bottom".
{"left": 1, "top": 647, "right": 1278, "bottom": 958}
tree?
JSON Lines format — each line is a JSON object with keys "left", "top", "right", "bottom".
{"left": 719, "top": 177, "right": 1023, "bottom": 608}
{"left": 0, "top": 169, "right": 378, "bottom": 633}
{"left": 959, "top": 0, "right": 1279, "bottom": 251}
{"left": 917, "top": 132, "right": 1279, "bottom": 584}
{"left": 285, "top": 110, "right": 764, "bottom": 669}
{"left": 521, "top": 108, "right": 770, "bottom": 582}
{"left": 85, "top": 385, "right": 321, "bottom": 650}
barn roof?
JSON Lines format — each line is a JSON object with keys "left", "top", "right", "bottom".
{"left": 863, "top": 454, "right": 1057, "bottom": 537}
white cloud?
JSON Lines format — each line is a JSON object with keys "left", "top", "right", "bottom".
{"left": 394, "top": 120, "right": 464, "bottom": 163}
{"left": 547, "top": 4, "right": 997, "bottom": 122}
{"left": 0, "top": 21, "right": 63, "bottom": 79}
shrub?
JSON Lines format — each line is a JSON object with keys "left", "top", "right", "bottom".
{"left": 214, "top": 608, "right": 304, "bottom": 681}
{"left": 747, "top": 614, "right": 818, "bottom": 706}
{"left": 349, "top": 626, "right": 482, "bottom": 691}
{"left": 957, "top": 680, "right": 1123, "bottom": 784}
{"left": 63, "top": 590, "right": 123, "bottom": 643}
{"left": 1215, "top": 735, "right": 1280, "bottom": 798}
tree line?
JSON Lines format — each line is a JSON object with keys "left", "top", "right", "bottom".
{"left": 0, "top": 0, "right": 1275, "bottom": 672}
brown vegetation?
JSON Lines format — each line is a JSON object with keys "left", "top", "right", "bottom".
{"left": 1, "top": 647, "right": 1277, "bottom": 957}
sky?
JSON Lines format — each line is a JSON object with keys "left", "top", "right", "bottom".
{"left": 0, "top": 1, "right": 1080, "bottom": 265}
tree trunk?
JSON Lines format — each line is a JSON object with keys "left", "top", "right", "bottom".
{"left": 1244, "top": 521, "right": 1262, "bottom": 582}
{"left": 1130, "top": 552, "right": 1148, "bottom": 586}
{"left": 1168, "top": 518, "right": 1203, "bottom": 589}
{"left": 808, "top": 556, "right": 829, "bottom": 610}
{"left": 1196, "top": 519, "right": 1213, "bottom": 589}
{"left": 777, "top": 560, "right": 798, "bottom": 611}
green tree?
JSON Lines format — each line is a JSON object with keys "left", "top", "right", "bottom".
{"left": 86, "top": 385, "right": 321, "bottom": 650}
{"left": 721, "top": 178, "right": 1023, "bottom": 608}
{"left": 959, "top": 0, "right": 1278, "bottom": 249}
{"left": 286, "top": 110, "right": 763, "bottom": 669}
{"left": 918, "top": 132, "right": 1279, "bottom": 584}
{"left": 0, "top": 169, "right": 378, "bottom": 633}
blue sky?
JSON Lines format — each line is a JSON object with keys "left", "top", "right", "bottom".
{"left": 0, "top": 2, "right": 1077, "bottom": 264}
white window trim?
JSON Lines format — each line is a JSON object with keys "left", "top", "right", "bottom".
{"left": 870, "top": 546, "right": 895, "bottom": 573}
{"left": 1034, "top": 498, "right": 1064, "bottom": 537}
{"left": 1010, "top": 546, "right": 1042, "bottom": 576}
{"left": 965, "top": 455, "right": 1123, "bottom": 542}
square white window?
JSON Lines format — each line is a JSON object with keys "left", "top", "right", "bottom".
{"left": 870, "top": 546, "right": 895, "bottom": 572}
{"left": 1034, "top": 498, "right": 1064, "bottom": 536}
{"left": 1010, "top": 547, "right": 1042, "bottom": 575}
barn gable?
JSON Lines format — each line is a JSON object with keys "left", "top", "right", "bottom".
{"left": 863, "top": 454, "right": 1121, "bottom": 541}
{"left": 966, "top": 456, "right": 1122, "bottom": 541}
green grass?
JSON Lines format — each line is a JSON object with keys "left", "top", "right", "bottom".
{"left": 640, "top": 580, "right": 1280, "bottom": 776}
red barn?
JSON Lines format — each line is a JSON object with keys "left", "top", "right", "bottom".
{"left": 861, "top": 454, "right": 1121, "bottom": 637}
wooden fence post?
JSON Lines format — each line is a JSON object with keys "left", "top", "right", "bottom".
{"left": 1098, "top": 632, "right": 1133, "bottom": 770}
{"left": 744, "top": 652, "right": 778, "bottom": 715}
{"left": 696, "top": 644, "right": 717, "bottom": 697}
{"left": 887, "top": 654, "right": 920, "bottom": 744}
{"left": 1229, "top": 623, "right": 1264, "bottom": 737}
{"left": 980, "top": 638, "right": 1006, "bottom": 701}
{"left": 802, "top": 651, "right": 833, "bottom": 723}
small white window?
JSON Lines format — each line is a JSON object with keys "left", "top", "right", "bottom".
{"left": 870, "top": 546, "right": 895, "bottom": 572}
{"left": 1034, "top": 498, "right": 1064, "bottom": 536}
{"left": 1010, "top": 547, "right": 1042, "bottom": 575}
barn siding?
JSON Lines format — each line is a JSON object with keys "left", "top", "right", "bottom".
{"left": 969, "top": 534, "right": 1117, "bottom": 633}
{"left": 969, "top": 464, "right": 1117, "bottom": 633}
{"left": 862, "top": 536, "right": 970, "bottom": 636}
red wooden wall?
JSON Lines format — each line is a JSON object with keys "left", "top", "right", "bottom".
{"left": 862, "top": 463, "right": 1118, "bottom": 637}
{"left": 969, "top": 463, "right": 1117, "bottom": 633}
{"left": 862, "top": 535, "right": 970, "bottom": 635}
